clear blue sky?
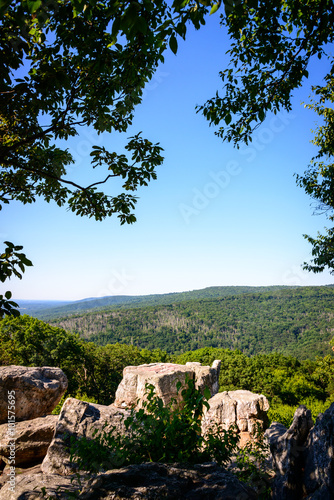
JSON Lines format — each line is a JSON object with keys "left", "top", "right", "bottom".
{"left": 2, "top": 13, "right": 333, "bottom": 301}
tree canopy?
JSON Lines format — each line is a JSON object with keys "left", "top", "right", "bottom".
{"left": 197, "top": 0, "right": 334, "bottom": 273}
{"left": 0, "top": 0, "right": 209, "bottom": 222}
{"left": 0, "top": 0, "right": 210, "bottom": 315}
{"left": 0, "top": 241, "right": 32, "bottom": 316}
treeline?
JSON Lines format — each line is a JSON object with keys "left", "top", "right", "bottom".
{"left": 51, "top": 287, "right": 334, "bottom": 360}
{"left": 1, "top": 315, "right": 333, "bottom": 426}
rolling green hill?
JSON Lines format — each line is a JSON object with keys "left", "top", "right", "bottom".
{"left": 49, "top": 286, "right": 334, "bottom": 360}
{"left": 31, "top": 285, "right": 296, "bottom": 320}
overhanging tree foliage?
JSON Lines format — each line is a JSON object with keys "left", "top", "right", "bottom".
{"left": 0, "top": 241, "right": 33, "bottom": 316}
{"left": 0, "top": 0, "right": 209, "bottom": 222}
{"left": 0, "top": 0, "right": 211, "bottom": 315}
{"left": 197, "top": 0, "right": 334, "bottom": 274}
{"left": 296, "top": 68, "right": 334, "bottom": 273}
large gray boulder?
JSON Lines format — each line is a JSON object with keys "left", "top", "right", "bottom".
{"left": 0, "top": 415, "right": 58, "bottom": 467}
{"left": 201, "top": 390, "right": 269, "bottom": 445}
{"left": 114, "top": 360, "right": 221, "bottom": 409}
{"left": 0, "top": 462, "right": 257, "bottom": 499}
{"left": 265, "top": 405, "right": 314, "bottom": 500}
{"left": 0, "top": 366, "right": 68, "bottom": 423}
{"left": 303, "top": 402, "right": 334, "bottom": 499}
{"left": 41, "top": 398, "right": 131, "bottom": 475}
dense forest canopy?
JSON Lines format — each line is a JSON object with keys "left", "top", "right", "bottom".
{"left": 27, "top": 285, "right": 298, "bottom": 319}
{"left": 49, "top": 286, "right": 334, "bottom": 360}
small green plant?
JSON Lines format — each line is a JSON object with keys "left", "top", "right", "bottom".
{"left": 230, "top": 426, "right": 273, "bottom": 500}
{"left": 70, "top": 378, "right": 240, "bottom": 472}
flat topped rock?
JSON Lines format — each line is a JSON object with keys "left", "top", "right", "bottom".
{"left": 127, "top": 362, "right": 192, "bottom": 374}
{"left": 114, "top": 361, "right": 221, "bottom": 409}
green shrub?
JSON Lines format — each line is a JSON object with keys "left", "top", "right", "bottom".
{"left": 268, "top": 397, "right": 334, "bottom": 428}
{"left": 69, "top": 378, "right": 240, "bottom": 471}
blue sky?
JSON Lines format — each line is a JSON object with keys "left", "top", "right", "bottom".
{"left": 2, "top": 12, "right": 334, "bottom": 301}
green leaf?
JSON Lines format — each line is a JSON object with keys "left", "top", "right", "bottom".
{"left": 210, "top": 2, "right": 221, "bottom": 15}
{"left": 223, "top": 0, "right": 235, "bottom": 15}
{"left": 203, "top": 386, "right": 211, "bottom": 400}
{"left": 26, "top": 0, "right": 42, "bottom": 14}
{"left": 135, "top": 16, "right": 147, "bottom": 35}
{"left": 169, "top": 34, "right": 178, "bottom": 55}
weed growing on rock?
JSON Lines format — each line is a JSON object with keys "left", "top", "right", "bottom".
{"left": 69, "top": 378, "right": 240, "bottom": 471}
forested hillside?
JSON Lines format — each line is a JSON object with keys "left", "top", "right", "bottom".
{"left": 31, "top": 285, "right": 295, "bottom": 320}
{"left": 50, "top": 286, "right": 334, "bottom": 360}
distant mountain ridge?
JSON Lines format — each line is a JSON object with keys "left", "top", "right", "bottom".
{"left": 23, "top": 285, "right": 298, "bottom": 320}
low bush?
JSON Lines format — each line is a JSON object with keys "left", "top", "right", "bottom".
{"left": 69, "top": 378, "right": 240, "bottom": 471}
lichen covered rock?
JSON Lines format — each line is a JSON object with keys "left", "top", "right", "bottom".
{"left": 0, "top": 462, "right": 257, "bottom": 499}
{"left": 0, "top": 415, "right": 58, "bottom": 467}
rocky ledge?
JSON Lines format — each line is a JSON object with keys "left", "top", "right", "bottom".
{"left": 0, "top": 462, "right": 257, "bottom": 500}
{"left": 0, "top": 362, "right": 333, "bottom": 499}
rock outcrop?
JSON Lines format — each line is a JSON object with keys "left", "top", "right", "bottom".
{"left": 114, "top": 360, "right": 221, "bottom": 409}
{"left": 0, "top": 415, "right": 58, "bottom": 467}
{"left": 303, "top": 402, "right": 334, "bottom": 499}
{"left": 265, "top": 402, "right": 334, "bottom": 499}
{"left": 265, "top": 405, "right": 313, "bottom": 499}
{"left": 202, "top": 390, "right": 269, "bottom": 445}
{"left": 0, "top": 362, "right": 272, "bottom": 499}
{"left": 0, "top": 366, "right": 68, "bottom": 423}
{"left": 42, "top": 397, "right": 131, "bottom": 475}
{"left": 0, "top": 462, "right": 257, "bottom": 499}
